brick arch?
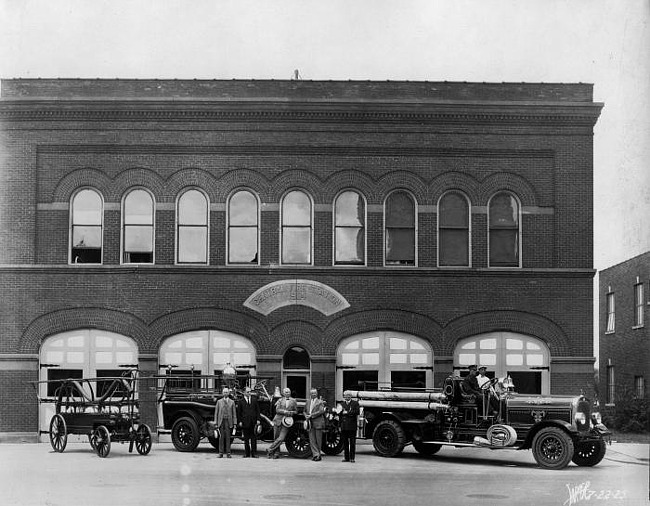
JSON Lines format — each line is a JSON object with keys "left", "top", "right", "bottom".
{"left": 477, "top": 173, "right": 539, "bottom": 207}
{"left": 51, "top": 168, "right": 112, "bottom": 203}
{"left": 149, "top": 307, "right": 268, "bottom": 352}
{"left": 265, "top": 320, "right": 325, "bottom": 356}
{"left": 20, "top": 308, "right": 148, "bottom": 353}
{"left": 165, "top": 168, "right": 220, "bottom": 201}
{"left": 322, "top": 171, "right": 378, "bottom": 203}
{"left": 323, "top": 310, "right": 443, "bottom": 355}
{"left": 442, "top": 310, "right": 571, "bottom": 356}
{"left": 269, "top": 171, "right": 325, "bottom": 203}
{"left": 427, "top": 172, "right": 480, "bottom": 205}
{"left": 111, "top": 168, "right": 166, "bottom": 202}
{"left": 376, "top": 172, "right": 428, "bottom": 203}
{"left": 217, "top": 170, "right": 273, "bottom": 202}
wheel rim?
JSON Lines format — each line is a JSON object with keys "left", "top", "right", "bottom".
{"left": 135, "top": 425, "right": 152, "bottom": 455}
{"left": 176, "top": 421, "right": 196, "bottom": 448}
{"left": 286, "top": 429, "right": 311, "bottom": 457}
{"left": 376, "top": 427, "right": 396, "bottom": 452}
{"left": 92, "top": 426, "right": 111, "bottom": 458}
{"left": 540, "top": 434, "right": 565, "bottom": 462}
{"left": 49, "top": 414, "right": 67, "bottom": 453}
{"left": 576, "top": 442, "right": 597, "bottom": 458}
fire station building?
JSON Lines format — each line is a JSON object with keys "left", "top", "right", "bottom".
{"left": 0, "top": 79, "right": 602, "bottom": 440}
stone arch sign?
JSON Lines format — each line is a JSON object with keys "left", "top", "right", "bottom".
{"left": 244, "top": 279, "right": 350, "bottom": 316}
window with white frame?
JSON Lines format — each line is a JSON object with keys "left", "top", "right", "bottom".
{"left": 385, "top": 190, "right": 416, "bottom": 266}
{"left": 606, "top": 292, "right": 616, "bottom": 333}
{"left": 177, "top": 189, "right": 208, "bottom": 264}
{"left": 228, "top": 190, "right": 259, "bottom": 264}
{"left": 438, "top": 191, "right": 470, "bottom": 267}
{"left": 488, "top": 192, "right": 520, "bottom": 267}
{"left": 122, "top": 189, "right": 154, "bottom": 264}
{"left": 634, "top": 376, "right": 645, "bottom": 398}
{"left": 334, "top": 191, "right": 365, "bottom": 265}
{"left": 634, "top": 281, "right": 644, "bottom": 327}
{"left": 281, "top": 190, "right": 312, "bottom": 265}
{"left": 70, "top": 188, "right": 103, "bottom": 264}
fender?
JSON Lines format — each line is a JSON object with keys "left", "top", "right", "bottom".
{"left": 520, "top": 419, "right": 576, "bottom": 449}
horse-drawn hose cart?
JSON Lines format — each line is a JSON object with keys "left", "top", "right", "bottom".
{"left": 32, "top": 369, "right": 152, "bottom": 458}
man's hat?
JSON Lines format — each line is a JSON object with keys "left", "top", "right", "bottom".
{"left": 478, "top": 365, "right": 487, "bottom": 371}
{"left": 282, "top": 416, "right": 294, "bottom": 428}
{"left": 468, "top": 364, "right": 477, "bottom": 370}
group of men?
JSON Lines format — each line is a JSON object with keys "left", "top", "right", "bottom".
{"left": 213, "top": 385, "right": 361, "bottom": 462}
{"left": 461, "top": 364, "right": 500, "bottom": 418}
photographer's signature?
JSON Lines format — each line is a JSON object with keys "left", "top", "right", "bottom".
{"left": 563, "top": 481, "right": 626, "bottom": 505}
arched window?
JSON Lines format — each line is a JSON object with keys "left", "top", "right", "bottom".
{"left": 454, "top": 332, "right": 550, "bottom": 394}
{"left": 438, "top": 191, "right": 470, "bottom": 267}
{"left": 177, "top": 189, "right": 208, "bottom": 264}
{"left": 70, "top": 188, "right": 103, "bottom": 264}
{"left": 488, "top": 192, "right": 520, "bottom": 267}
{"left": 336, "top": 332, "right": 433, "bottom": 396}
{"left": 281, "top": 190, "right": 312, "bottom": 265}
{"left": 334, "top": 191, "right": 365, "bottom": 265}
{"left": 385, "top": 191, "right": 416, "bottom": 266}
{"left": 122, "top": 189, "right": 154, "bottom": 264}
{"left": 228, "top": 190, "right": 259, "bottom": 264}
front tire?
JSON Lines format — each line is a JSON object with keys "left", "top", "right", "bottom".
{"left": 135, "top": 424, "right": 152, "bottom": 456}
{"left": 285, "top": 427, "right": 312, "bottom": 459}
{"left": 171, "top": 417, "right": 200, "bottom": 452}
{"left": 322, "top": 426, "right": 344, "bottom": 456}
{"left": 372, "top": 420, "right": 406, "bottom": 457}
{"left": 532, "top": 427, "right": 574, "bottom": 470}
{"left": 92, "top": 425, "right": 111, "bottom": 458}
{"left": 572, "top": 439, "right": 607, "bottom": 467}
{"left": 413, "top": 441, "right": 442, "bottom": 456}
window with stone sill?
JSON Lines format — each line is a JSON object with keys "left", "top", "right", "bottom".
{"left": 438, "top": 191, "right": 470, "bottom": 267}
{"left": 177, "top": 189, "right": 209, "bottom": 264}
{"left": 384, "top": 190, "right": 416, "bottom": 266}
{"left": 281, "top": 190, "right": 312, "bottom": 265}
{"left": 228, "top": 190, "right": 259, "bottom": 265}
{"left": 334, "top": 190, "right": 365, "bottom": 265}
{"left": 122, "top": 188, "right": 154, "bottom": 264}
{"left": 70, "top": 188, "right": 103, "bottom": 264}
{"left": 488, "top": 192, "right": 520, "bottom": 268}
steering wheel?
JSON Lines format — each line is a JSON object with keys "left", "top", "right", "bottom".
{"left": 481, "top": 377, "right": 499, "bottom": 391}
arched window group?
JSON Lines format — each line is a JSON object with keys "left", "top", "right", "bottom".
{"left": 69, "top": 187, "right": 522, "bottom": 268}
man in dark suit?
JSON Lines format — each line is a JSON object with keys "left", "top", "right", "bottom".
{"left": 214, "top": 387, "right": 237, "bottom": 458}
{"left": 339, "top": 390, "right": 360, "bottom": 463}
{"left": 304, "top": 388, "right": 326, "bottom": 461}
{"left": 237, "top": 386, "right": 261, "bottom": 458}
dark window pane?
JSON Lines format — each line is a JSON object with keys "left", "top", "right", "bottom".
{"left": 439, "top": 229, "right": 469, "bottom": 266}
{"left": 96, "top": 369, "right": 128, "bottom": 398}
{"left": 283, "top": 347, "right": 310, "bottom": 369}
{"left": 439, "top": 193, "right": 468, "bottom": 227}
{"left": 386, "top": 229, "right": 415, "bottom": 264}
{"left": 47, "top": 369, "right": 83, "bottom": 397}
{"left": 343, "top": 370, "right": 379, "bottom": 392}
{"left": 489, "top": 230, "right": 519, "bottom": 266}
{"left": 386, "top": 192, "right": 415, "bottom": 227}
{"left": 489, "top": 193, "right": 518, "bottom": 227}
{"left": 391, "top": 371, "right": 426, "bottom": 390}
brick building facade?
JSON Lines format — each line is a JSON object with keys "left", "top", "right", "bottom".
{"left": 0, "top": 79, "right": 602, "bottom": 440}
{"left": 599, "top": 251, "right": 650, "bottom": 410}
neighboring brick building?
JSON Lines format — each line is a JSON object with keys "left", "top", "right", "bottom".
{"left": 599, "top": 251, "right": 650, "bottom": 411}
{"left": 0, "top": 79, "right": 602, "bottom": 440}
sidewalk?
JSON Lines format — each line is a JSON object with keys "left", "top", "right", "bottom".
{"left": 605, "top": 442, "right": 649, "bottom": 464}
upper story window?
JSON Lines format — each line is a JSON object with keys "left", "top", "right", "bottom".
{"left": 228, "top": 190, "right": 259, "bottom": 265}
{"left": 70, "top": 188, "right": 103, "bottom": 264}
{"left": 281, "top": 190, "right": 312, "bottom": 265}
{"left": 634, "top": 281, "right": 644, "bottom": 327}
{"left": 334, "top": 191, "right": 365, "bottom": 265}
{"left": 385, "top": 190, "right": 416, "bottom": 266}
{"left": 438, "top": 191, "right": 470, "bottom": 267}
{"left": 122, "top": 189, "right": 154, "bottom": 264}
{"left": 606, "top": 292, "right": 616, "bottom": 333}
{"left": 488, "top": 192, "right": 521, "bottom": 267}
{"left": 177, "top": 189, "right": 208, "bottom": 264}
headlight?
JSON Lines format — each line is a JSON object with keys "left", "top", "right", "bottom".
{"left": 574, "top": 412, "right": 587, "bottom": 425}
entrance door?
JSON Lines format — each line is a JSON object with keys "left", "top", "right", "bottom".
{"left": 282, "top": 346, "right": 310, "bottom": 400}
{"left": 285, "top": 373, "right": 309, "bottom": 399}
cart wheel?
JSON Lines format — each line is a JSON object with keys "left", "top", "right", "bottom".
{"left": 49, "top": 414, "right": 68, "bottom": 453}
{"left": 91, "top": 425, "right": 111, "bottom": 458}
{"left": 135, "top": 424, "right": 152, "bottom": 456}
{"left": 88, "top": 434, "right": 97, "bottom": 451}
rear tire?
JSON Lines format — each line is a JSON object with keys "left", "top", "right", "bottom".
{"left": 49, "top": 414, "right": 68, "bottom": 453}
{"left": 92, "top": 425, "right": 111, "bottom": 458}
{"left": 285, "top": 427, "right": 312, "bottom": 459}
{"left": 171, "top": 417, "right": 200, "bottom": 452}
{"left": 413, "top": 441, "right": 442, "bottom": 455}
{"left": 135, "top": 424, "right": 153, "bottom": 456}
{"left": 322, "top": 426, "right": 344, "bottom": 456}
{"left": 532, "top": 427, "right": 574, "bottom": 470}
{"left": 572, "top": 439, "right": 607, "bottom": 467}
{"left": 372, "top": 420, "right": 406, "bottom": 457}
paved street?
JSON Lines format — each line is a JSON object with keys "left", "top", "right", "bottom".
{"left": 1, "top": 441, "right": 648, "bottom": 506}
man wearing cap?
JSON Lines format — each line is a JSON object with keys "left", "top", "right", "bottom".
{"left": 461, "top": 365, "right": 485, "bottom": 415}
{"left": 237, "top": 386, "right": 261, "bottom": 458}
{"left": 214, "top": 387, "right": 237, "bottom": 458}
{"left": 267, "top": 387, "right": 297, "bottom": 459}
